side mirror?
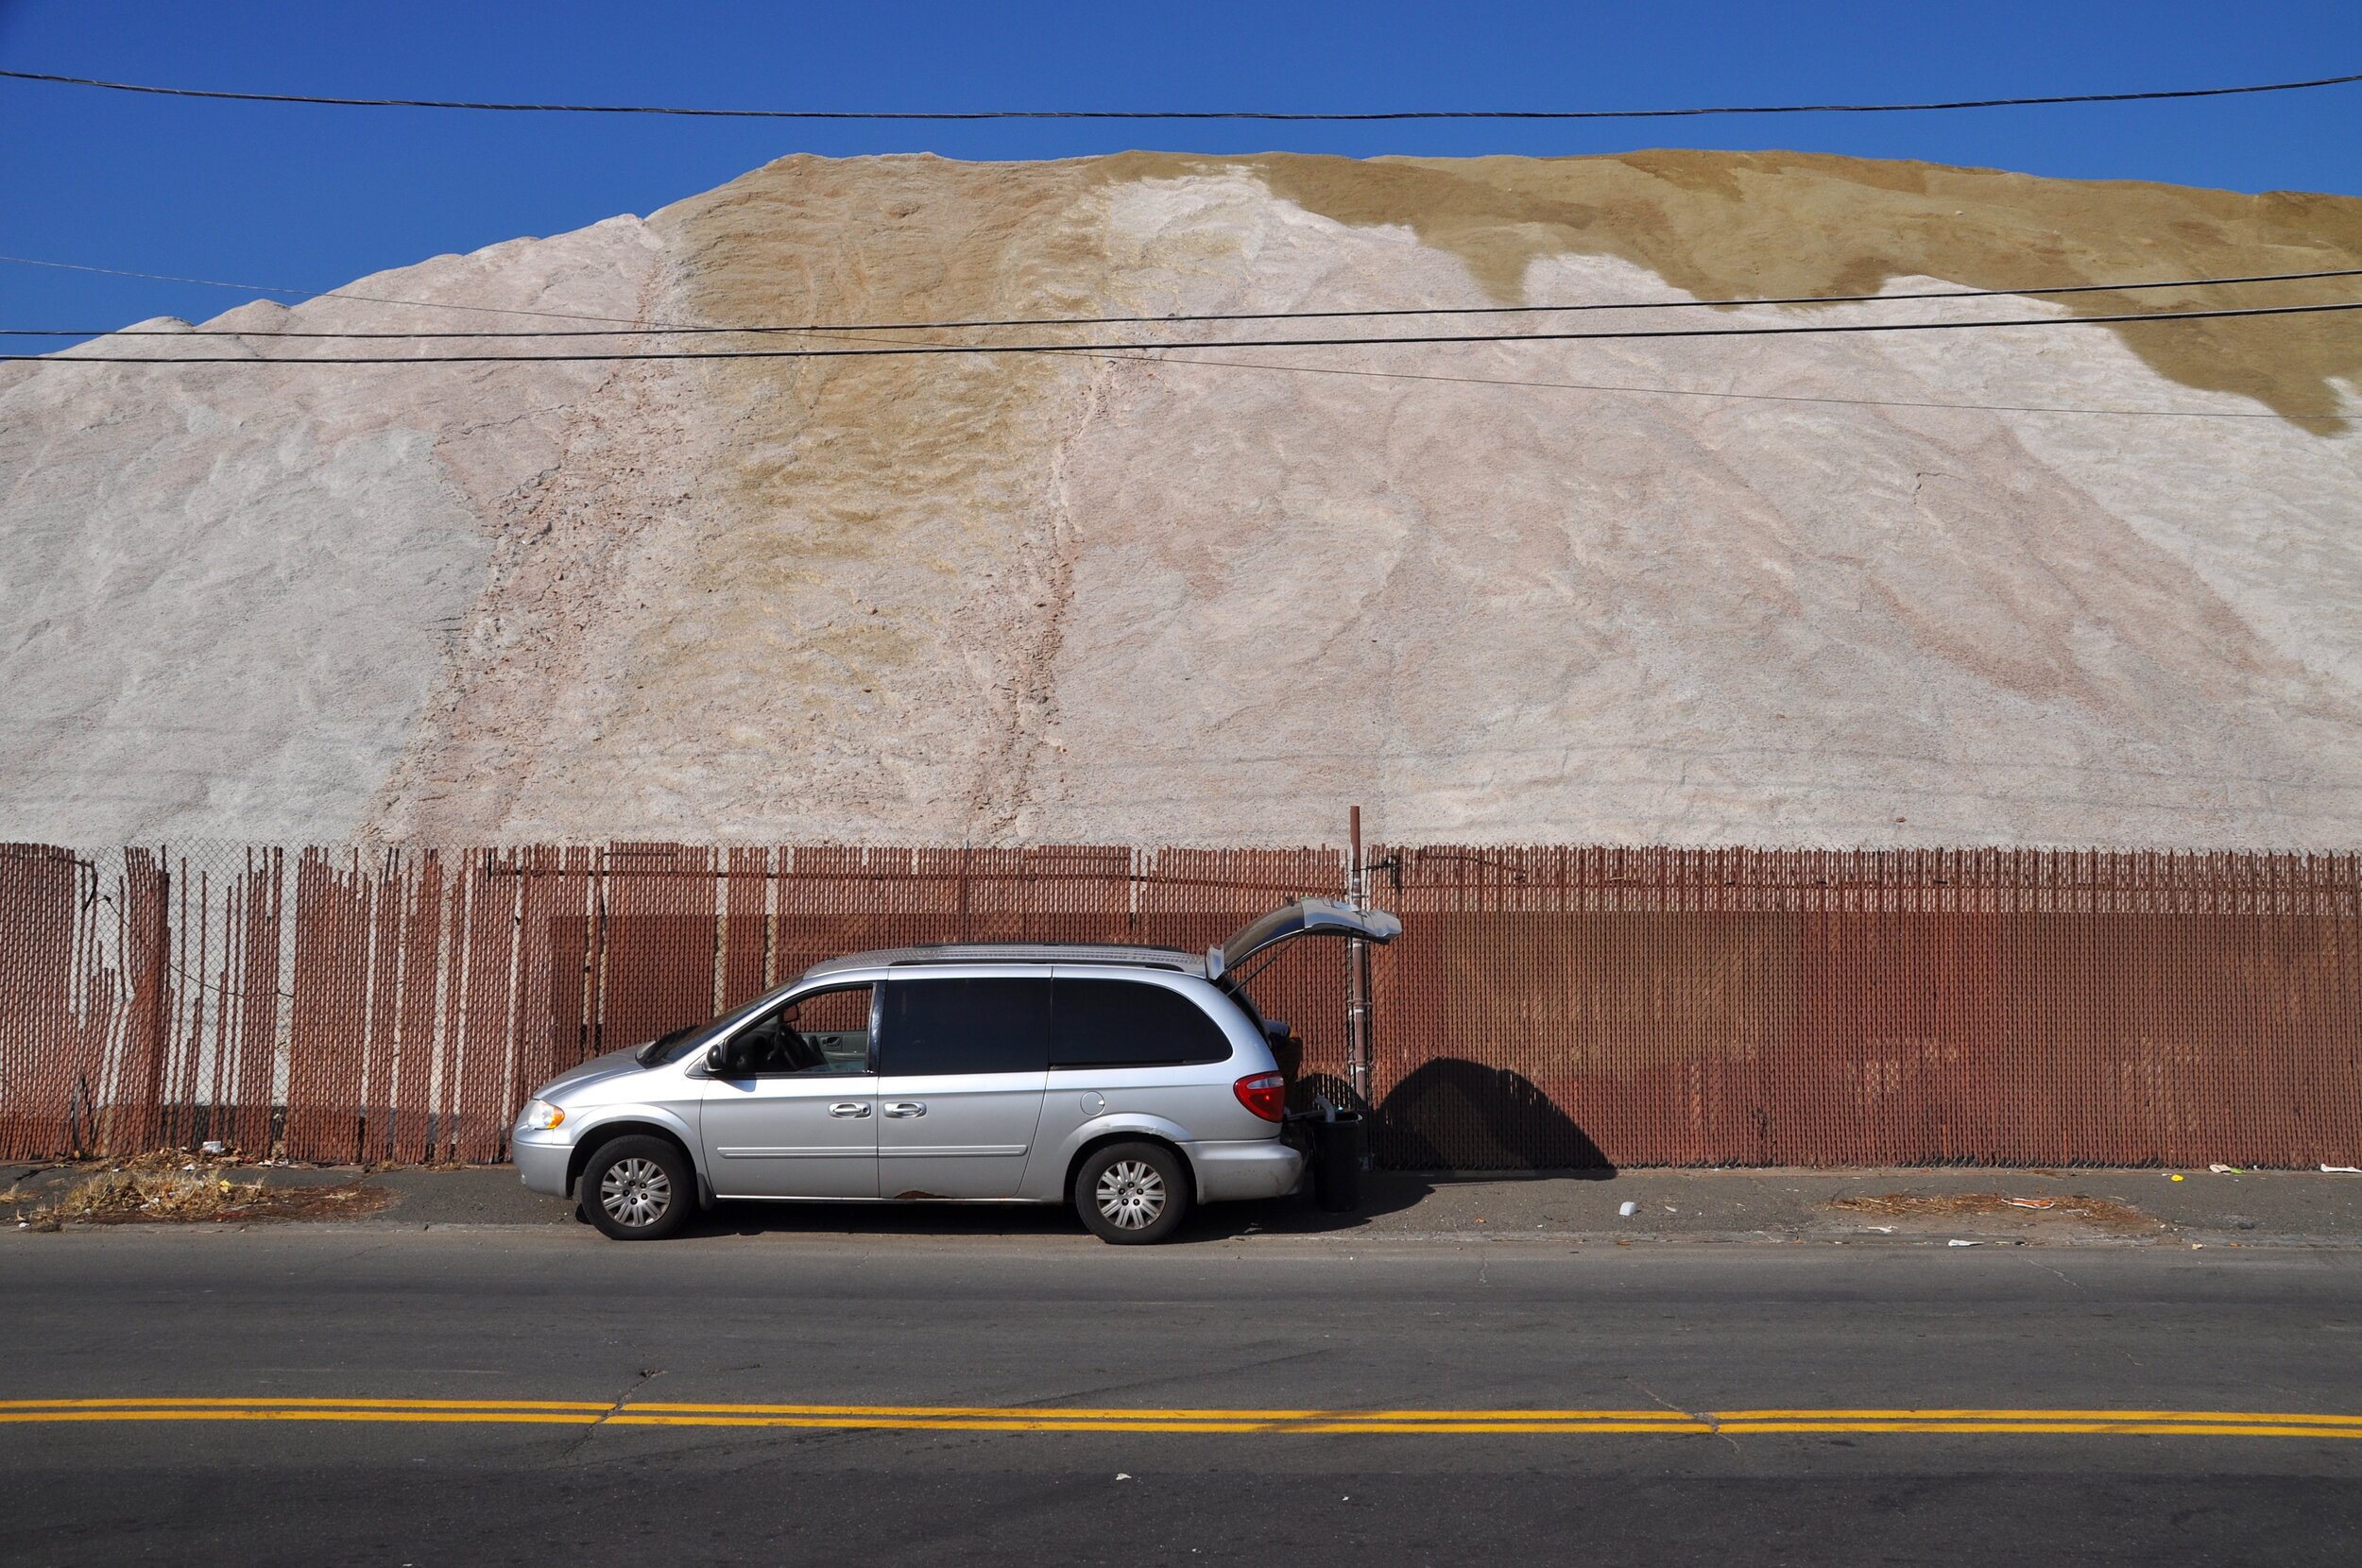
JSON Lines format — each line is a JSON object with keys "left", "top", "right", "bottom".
{"left": 704, "top": 1042, "right": 733, "bottom": 1077}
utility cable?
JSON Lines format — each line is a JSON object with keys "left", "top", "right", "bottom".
{"left": 7, "top": 265, "right": 2360, "bottom": 340}
{"left": 9, "top": 297, "right": 2359, "bottom": 364}
{"left": 6, "top": 65, "right": 2359, "bottom": 119}
{"left": 1, "top": 254, "right": 2329, "bottom": 414}
{"left": 0, "top": 252, "right": 664, "bottom": 329}
{"left": 8, "top": 249, "right": 2350, "bottom": 416}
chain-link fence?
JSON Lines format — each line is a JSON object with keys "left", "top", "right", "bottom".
{"left": 0, "top": 844, "right": 1346, "bottom": 1165}
{"left": 3, "top": 842, "right": 2357, "bottom": 1169}
{"left": 1365, "top": 845, "right": 2362, "bottom": 1169}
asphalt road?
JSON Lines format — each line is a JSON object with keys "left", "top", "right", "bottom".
{"left": 5, "top": 1226, "right": 2360, "bottom": 1566}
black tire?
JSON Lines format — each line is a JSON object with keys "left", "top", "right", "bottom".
{"left": 580, "top": 1134, "right": 694, "bottom": 1241}
{"left": 1073, "top": 1140, "right": 1192, "bottom": 1245}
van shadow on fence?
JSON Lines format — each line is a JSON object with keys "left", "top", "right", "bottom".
{"left": 1295, "top": 1060, "right": 1617, "bottom": 1175}
{"left": 1374, "top": 1058, "right": 1617, "bottom": 1176}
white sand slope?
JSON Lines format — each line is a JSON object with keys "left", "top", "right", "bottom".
{"left": 2, "top": 152, "right": 2357, "bottom": 847}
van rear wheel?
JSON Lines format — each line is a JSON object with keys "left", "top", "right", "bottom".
{"left": 1074, "top": 1141, "right": 1191, "bottom": 1245}
{"left": 581, "top": 1134, "right": 693, "bottom": 1240}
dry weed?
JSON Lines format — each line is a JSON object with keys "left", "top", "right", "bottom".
{"left": 58, "top": 1170, "right": 260, "bottom": 1221}
{"left": 32, "top": 1170, "right": 394, "bottom": 1227}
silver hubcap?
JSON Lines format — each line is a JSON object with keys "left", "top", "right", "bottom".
{"left": 1095, "top": 1160, "right": 1167, "bottom": 1230}
{"left": 599, "top": 1157, "right": 671, "bottom": 1227}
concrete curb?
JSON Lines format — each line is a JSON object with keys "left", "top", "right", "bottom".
{"left": 11, "top": 1162, "right": 2360, "bottom": 1248}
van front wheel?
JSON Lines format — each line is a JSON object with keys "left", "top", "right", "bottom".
{"left": 1074, "top": 1141, "right": 1191, "bottom": 1245}
{"left": 581, "top": 1134, "right": 693, "bottom": 1240}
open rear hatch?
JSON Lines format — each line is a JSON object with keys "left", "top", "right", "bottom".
{"left": 1208, "top": 896, "right": 1401, "bottom": 980}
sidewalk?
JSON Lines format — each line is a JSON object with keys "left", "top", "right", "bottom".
{"left": 1335, "top": 1166, "right": 2362, "bottom": 1248}
{"left": 10, "top": 1158, "right": 2359, "bottom": 1246}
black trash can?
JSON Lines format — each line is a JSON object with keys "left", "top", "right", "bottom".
{"left": 1310, "top": 1111, "right": 1366, "bottom": 1213}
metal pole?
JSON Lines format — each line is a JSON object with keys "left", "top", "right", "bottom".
{"left": 1346, "top": 805, "right": 1370, "bottom": 1110}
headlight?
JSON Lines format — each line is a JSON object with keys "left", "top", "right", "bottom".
{"left": 517, "top": 1099, "right": 566, "bottom": 1132}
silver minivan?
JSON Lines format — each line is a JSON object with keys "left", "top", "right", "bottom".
{"left": 513, "top": 898, "right": 1400, "bottom": 1243}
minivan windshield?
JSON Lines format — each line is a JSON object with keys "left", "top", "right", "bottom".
{"left": 634, "top": 975, "right": 810, "bottom": 1066}
{"left": 634, "top": 1023, "right": 710, "bottom": 1066}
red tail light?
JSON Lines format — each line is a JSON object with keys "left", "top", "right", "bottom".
{"left": 1233, "top": 1071, "right": 1286, "bottom": 1122}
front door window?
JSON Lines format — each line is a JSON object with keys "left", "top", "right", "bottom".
{"left": 729, "top": 985, "right": 874, "bottom": 1076}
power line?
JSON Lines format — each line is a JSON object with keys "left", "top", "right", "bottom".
{"left": 2, "top": 254, "right": 2326, "bottom": 417}
{"left": 0, "top": 253, "right": 318, "bottom": 296}
{"left": 8, "top": 266, "right": 2360, "bottom": 341}
{"left": 6, "top": 65, "right": 2359, "bottom": 120}
{"left": 9, "top": 297, "right": 2359, "bottom": 365}
{"left": 0, "top": 252, "right": 660, "bottom": 329}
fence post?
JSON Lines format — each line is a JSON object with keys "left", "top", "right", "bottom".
{"left": 1346, "top": 807, "right": 1372, "bottom": 1113}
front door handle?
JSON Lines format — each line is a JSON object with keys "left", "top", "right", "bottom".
{"left": 828, "top": 1102, "right": 872, "bottom": 1118}
{"left": 883, "top": 1101, "right": 926, "bottom": 1118}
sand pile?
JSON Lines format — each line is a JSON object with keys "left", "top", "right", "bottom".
{"left": 2, "top": 151, "right": 2358, "bottom": 847}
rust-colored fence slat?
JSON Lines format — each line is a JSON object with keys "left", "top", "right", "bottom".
{"left": 721, "top": 848, "right": 771, "bottom": 1013}
{"left": 201, "top": 849, "right": 284, "bottom": 1157}
{"left": 596, "top": 844, "right": 717, "bottom": 1065}
{"left": 160, "top": 858, "right": 202, "bottom": 1150}
{"left": 449, "top": 858, "right": 521, "bottom": 1163}
{"left": 0, "top": 847, "right": 83, "bottom": 1159}
{"left": 520, "top": 846, "right": 599, "bottom": 1089}
{"left": 107, "top": 849, "right": 173, "bottom": 1155}
{"left": 352, "top": 853, "right": 404, "bottom": 1163}
{"left": 284, "top": 851, "right": 367, "bottom": 1164}
{"left": 380, "top": 853, "right": 445, "bottom": 1163}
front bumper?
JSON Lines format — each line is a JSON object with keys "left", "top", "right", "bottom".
{"left": 512, "top": 1129, "right": 574, "bottom": 1197}
{"left": 1186, "top": 1137, "right": 1305, "bottom": 1202}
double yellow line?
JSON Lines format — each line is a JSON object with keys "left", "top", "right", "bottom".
{"left": 3, "top": 1398, "right": 2361, "bottom": 1439}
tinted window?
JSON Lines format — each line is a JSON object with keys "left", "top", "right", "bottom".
{"left": 1051, "top": 980, "right": 1234, "bottom": 1069}
{"left": 879, "top": 978, "right": 1052, "bottom": 1076}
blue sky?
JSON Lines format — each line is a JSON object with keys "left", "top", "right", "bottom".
{"left": 4, "top": 1, "right": 2359, "bottom": 339}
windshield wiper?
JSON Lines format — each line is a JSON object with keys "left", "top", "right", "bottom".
{"left": 635, "top": 1024, "right": 702, "bottom": 1066}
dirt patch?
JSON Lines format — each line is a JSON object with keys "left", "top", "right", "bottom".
{"left": 1830, "top": 1191, "right": 2160, "bottom": 1235}
{"left": 19, "top": 1169, "right": 395, "bottom": 1228}
{"left": 1109, "top": 149, "right": 2362, "bottom": 433}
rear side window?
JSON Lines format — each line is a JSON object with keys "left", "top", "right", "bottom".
{"left": 879, "top": 978, "right": 1053, "bottom": 1076}
{"left": 1051, "top": 980, "right": 1235, "bottom": 1069}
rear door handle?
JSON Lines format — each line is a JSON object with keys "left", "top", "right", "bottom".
{"left": 883, "top": 1102, "right": 926, "bottom": 1118}
{"left": 828, "top": 1102, "right": 872, "bottom": 1118}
